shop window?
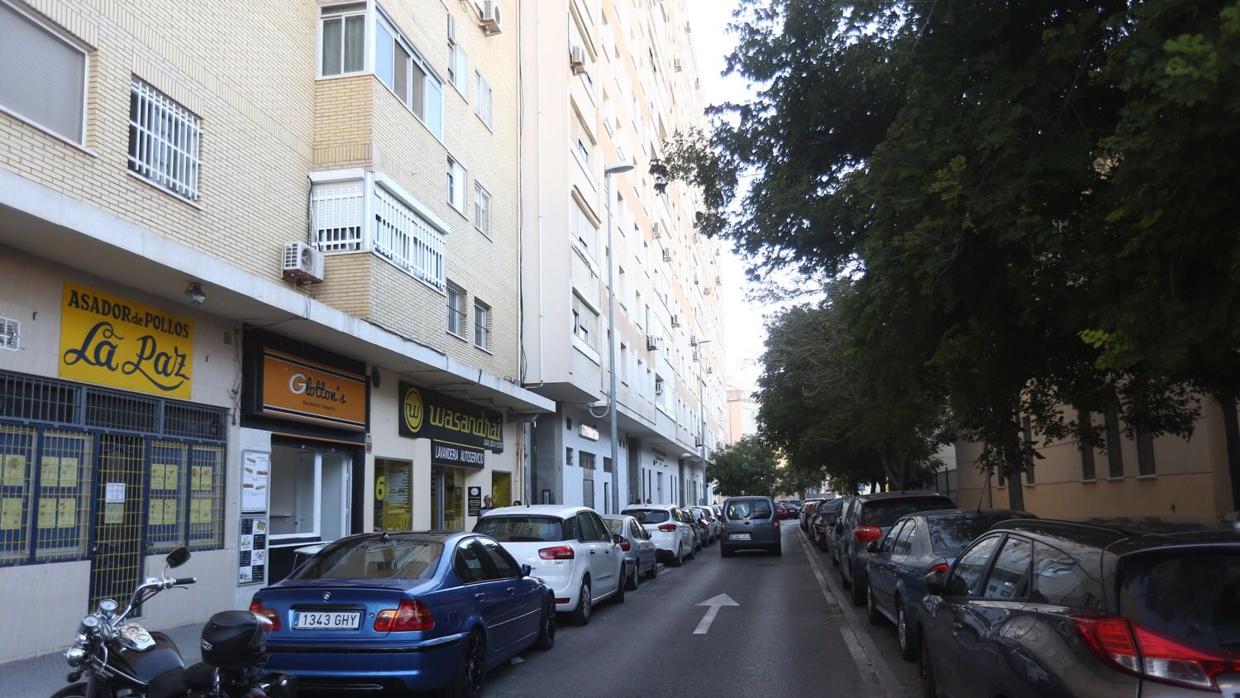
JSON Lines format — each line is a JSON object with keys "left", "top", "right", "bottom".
{"left": 270, "top": 446, "right": 351, "bottom": 543}
{"left": 0, "top": 424, "right": 35, "bottom": 564}
{"left": 375, "top": 458, "right": 412, "bottom": 531}
{"left": 491, "top": 471, "right": 511, "bottom": 507}
{"left": 34, "top": 430, "right": 92, "bottom": 562}
{"left": 147, "top": 441, "right": 187, "bottom": 553}
{"left": 187, "top": 445, "right": 224, "bottom": 550}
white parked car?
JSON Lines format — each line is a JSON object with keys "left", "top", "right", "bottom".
{"left": 474, "top": 505, "right": 624, "bottom": 625}
{"left": 621, "top": 505, "right": 697, "bottom": 567}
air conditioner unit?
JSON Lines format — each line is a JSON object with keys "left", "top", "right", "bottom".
{"left": 569, "top": 46, "right": 587, "bottom": 75}
{"left": 662, "top": 248, "right": 672, "bottom": 263}
{"left": 447, "top": 13, "right": 457, "bottom": 44}
{"left": 695, "top": 436, "right": 703, "bottom": 448}
{"left": 651, "top": 222, "right": 663, "bottom": 239}
{"left": 283, "top": 241, "right": 325, "bottom": 284}
{"left": 671, "top": 315, "right": 681, "bottom": 328}
{"left": 479, "top": 0, "right": 502, "bottom": 35}
{"left": 646, "top": 334, "right": 660, "bottom": 351}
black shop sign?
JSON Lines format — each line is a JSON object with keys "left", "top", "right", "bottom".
{"left": 399, "top": 382, "right": 504, "bottom": 453}
{"left": 431, "top": 440, "right": 486, "bottom": 469}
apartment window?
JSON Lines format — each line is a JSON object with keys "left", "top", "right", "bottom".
{"left": 447, "top": 158, "right": 466, "bottom": 212}
{"left": 1104, "top": 400, "right": 1124, "bottom": 478}
{"left": 1136, "top": 427, "right": 1156, "bottom": 476}
{"left": 446, "top": 282, "right": 466, "bottom": 337}
{"left": 617, "top": 267, "right": 627, "bottom": 310}
{"left": 0, "top": 1, "right": 86, "bottom": 143}
{"left": 571, "top": 109, "right": 595, "bottom": 170}
{"left": 565, "top": 447, "right": 574, "bottom": 466}
{"left": 448, "top": 39, "right": 468, "bottom": 95}
{"left": 128, "top": 78, "right": 201, "bottom": 201}
{"left": 375, "top": 13, "right": 443, "bottom": 138}
{"left": 620, "top": 343, "right": 629, "bottom": 385}
{"left": 319, "top": 4, "right": 366, "bottom": 76}
{"left": 571, "top": 197, "right": 598, "bottom": 258}
{"left": 572, "top": 293, "right": 599, "bottom": 350}
{"left": 372, "top": 183, "right": 445, "bottom": 288}
{"left": 1077, "top": 408, "right": 1096, "bottom": 480}
{"left": 473, "top": 182, "right": 491, "bottom": 234}
{"left": 635, "top": 291, "right": 643, "bottom": 330}
{"left": 473, "top": 300, "right": 491, "bottom": 350}
{"left": 580, "top": 452, "right": 596, "bottom": 471}
{"left": 474, "top": 71, "right": 492, "bottom": 126}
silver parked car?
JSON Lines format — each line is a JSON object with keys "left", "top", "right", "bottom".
{"left": 602, "top": 514, "right": 659, "bottom": 589}
{"left": 692, "top": 505, "right": 722, "bottom": 544}
{"left": 720, "top": 496, "right": 782, "bottom": 557}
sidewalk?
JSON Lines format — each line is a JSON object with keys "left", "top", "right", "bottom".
{"left": 0, "top": 622, "right": 201, "bottom": 697}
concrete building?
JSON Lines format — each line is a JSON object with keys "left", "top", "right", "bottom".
{"left": 954, "top": 401, "right": 1237, "bottom": 522}
{"left": 519, "top": 0, "right": 727, "bottom": 512}
{"left": 0, "top": 0, "right": 553, "bottom": 662}
{"left": 726, "top": 385, "right": 758, "bottom": 445}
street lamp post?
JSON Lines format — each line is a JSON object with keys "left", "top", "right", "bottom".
{"left": 604, "top": 162, "right": 634, "bottom": 515}
{"left": 694, "top": 338, "right": 712, "bottom": 504}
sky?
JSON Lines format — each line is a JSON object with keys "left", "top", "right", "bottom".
{"left": 687, "top": 0, "right": 769, "bottom": 395}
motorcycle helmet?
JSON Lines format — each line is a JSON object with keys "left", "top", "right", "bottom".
{"left": 200, "top": 610, "right": 268, "bottom": 670}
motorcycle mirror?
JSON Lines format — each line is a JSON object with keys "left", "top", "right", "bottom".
{"left": 165, "top": 546, "right": 191, "bottom": 569}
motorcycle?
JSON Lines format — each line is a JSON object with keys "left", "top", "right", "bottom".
{"left": 52, "top": 546, "right": 296, "bottom": 698}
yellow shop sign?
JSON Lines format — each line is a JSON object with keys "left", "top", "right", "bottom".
{"left": 58, "top": 283, "right": 194, "bottom": 399}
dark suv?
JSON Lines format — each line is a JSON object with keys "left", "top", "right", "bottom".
{"left": 834, "top": 491, "right": 955, "bottom": 605}
{"left": 918, "top": 519, "right": 1240, "bottom": 698}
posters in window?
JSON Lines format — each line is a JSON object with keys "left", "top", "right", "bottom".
{"left": 241, "top": 451, "right": 270, "bottom": 513}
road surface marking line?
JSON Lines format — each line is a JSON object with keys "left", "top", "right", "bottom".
{"left": 693, "top": 593, "right": 739, "bottom": 635}
{"left": 799, "top": 530, "right": 906, "bottom": 698}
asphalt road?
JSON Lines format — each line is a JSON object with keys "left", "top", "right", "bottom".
{"left": 485, "top": 521, "right": 921, "bottom": 698}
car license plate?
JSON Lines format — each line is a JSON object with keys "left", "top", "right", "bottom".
{"left": 293, "top": 611, "right": 360, "bottom": 630}
{"left": 730, "top": 533, "right": 751, "bottom": 541}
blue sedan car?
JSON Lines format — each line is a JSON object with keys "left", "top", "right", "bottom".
{"left": 864, "top": 509, "right": 1029, "bottom": 660}
{"left": 251, "top": 531, "right": 556, "bottom": 696}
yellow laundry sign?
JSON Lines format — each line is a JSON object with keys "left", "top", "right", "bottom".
{"left": 59, "top": 283, "right": 194, "bottom": 399}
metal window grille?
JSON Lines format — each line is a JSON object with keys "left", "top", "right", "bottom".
{"left": 128, "top": 78, "right": 201, "bottom": 200}
{"left": 147, "top": 441, "right": 187, "bottom": 554}
{"left": 163, "top": 401, "right": 227, "bottom": 441}
{"left": 583, "top": 476, "right": 594, "bottom": 510}
{"left": 187, "top": 445, "right": 224, "bottom": 550}
{"left": 310, "top": 180, "right": 365, "bottom": 252}
{"left": 0, "top": 317, "right": 19, "bottom": 351}
{"left": 86, "top": 389, "right": 159, "bottom": 434}
{"left": 373, "top": 184, "right": 445, "bottom": 290}
{"left": 0, "top": 425, "right": 36, "bottom": 564}
{"left": 0, "top": 372, "right": 78, "bottom": 424}
{"left": 34, "top": 430, "right": 93, "bottom": 562}
{"left": 90, "top": 434, "right": 145, "bottom": 611}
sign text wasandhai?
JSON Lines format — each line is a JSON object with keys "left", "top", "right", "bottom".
{"left": 399, "top": 382, "right": 503, "bottom": 453}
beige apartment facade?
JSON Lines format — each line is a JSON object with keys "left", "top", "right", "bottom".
{"left": 0, "top": 0, "right": 551, "bottom": 662}
{"left": 726, "top": 385, "right": 758, "bottom": 445}
{"left": 954, "top": 400, "right": 1237, "bottom": 523}
{"left": 519, "top": 0, "right": 728, "bottom": 512}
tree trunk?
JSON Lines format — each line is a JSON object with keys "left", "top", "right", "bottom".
{"left": 1221, "top": 396, "right": 1240, "bottom": 513}
{"left": 1002, "top": 436, "right": 1026, "bottom": 512}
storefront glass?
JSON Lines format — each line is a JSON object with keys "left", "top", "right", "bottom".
{"left": 432, "top": 466, "right": 465, "bottom": 531}
{"left": 492, "top": 471, "right": 512, "bottom": 507}
{"left": 374, "top": 458, "right": 412, "bottom": 531}
{"left": 269, "top": 444, "right": 351, "bottom": 542}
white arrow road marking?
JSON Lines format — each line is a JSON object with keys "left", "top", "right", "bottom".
{"left": 693, "top": 593, "right": 739, "bottom": 635}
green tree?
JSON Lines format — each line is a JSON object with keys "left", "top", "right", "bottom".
{"left": 710, "top": 435, "right": 781, "bottom": 496}
{"left": 671, "top": 0, "right": 1239, "bottom": 509}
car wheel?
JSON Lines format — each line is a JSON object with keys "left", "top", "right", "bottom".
{"left": 687, "top": 542, "right": 697, "bottom": 560}
{"left": 851, "top": 568, "right": 867, "bottom": 606}
{"left": 897, "top": 600, "right": 917, "bottom": 661}
{"left": 920, "top": 638, "right": 938, "bottom": 698}
{"left": 840, "top": 561, "right": 852, "bottom": 588}
{"left": 866, "top": 585, "right": 884, "bottom": 625}
{"left": 720, "top": 545, "right": 732, "bottom": 558}
{"left": 569, "top": 578, "right": 592, "bottom": 626}
{"left": 613, "top": 568, "right": 626, "bottom": 604}
{"left": 533, "top": 600, "right": 556, "bottom": 651}
{"left": 626, "top": 562, "right": 640, "bottom": 591}
{"left": 646, "top": 558, "right": 658, "bottom": 579}
{"left": 672, "top": 545, "right": 684, "bottom": 567}
{"left": 772, "top": 543, "right": 783, "bottom": 557}
{"left": 443, "top": 630, "right": 485, "bottom": 698}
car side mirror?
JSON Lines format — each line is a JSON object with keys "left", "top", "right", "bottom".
{"left": 867, "top": 541, "right": 881, "bottom": 554}
{"left": 520, "top": 564, "right": 532, "bottom": 577}
{"left": 925, "top": 569, "right": 946, "bottom": 595}
{"left": 613, "top": 533, "right": 625, "bottom": 545}
{"left": 165, "top": 546, "right": 191, "bottom": 569}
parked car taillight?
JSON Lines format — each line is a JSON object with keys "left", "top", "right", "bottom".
{"left": 538, "top": 545, "right": 575, "bottom": 560}
{"left": 658, "top": 523, "right": 678, "bottom": 533}
{"left": 1074, "top": 614, "right": 1240, "bottom": 691}
{"left": 248, "top": 599, "right": 281, "bottom": 631}
{"left": 619, "top": 539, "right": 631, "bottom": 551}
{"left": 854, "top": 525, "right": 882, "bottom": 544}
{"left": 928, "top": 562, "right": 950, "bottom": 575}
{"left": 375, "top": 599, "right": 434, "bottom": 632}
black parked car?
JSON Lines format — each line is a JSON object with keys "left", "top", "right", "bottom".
{"left": 835, "top": 491, "right": 956, "bottom": 605}
{"left": 863, "top": 509, "right": 1030, "bottom": 659}
{"left": 812, "top": 498, "right": 845, "bottom": 550}
{"left": 918, "top": 519, "right": 1240, "bottom": 698}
